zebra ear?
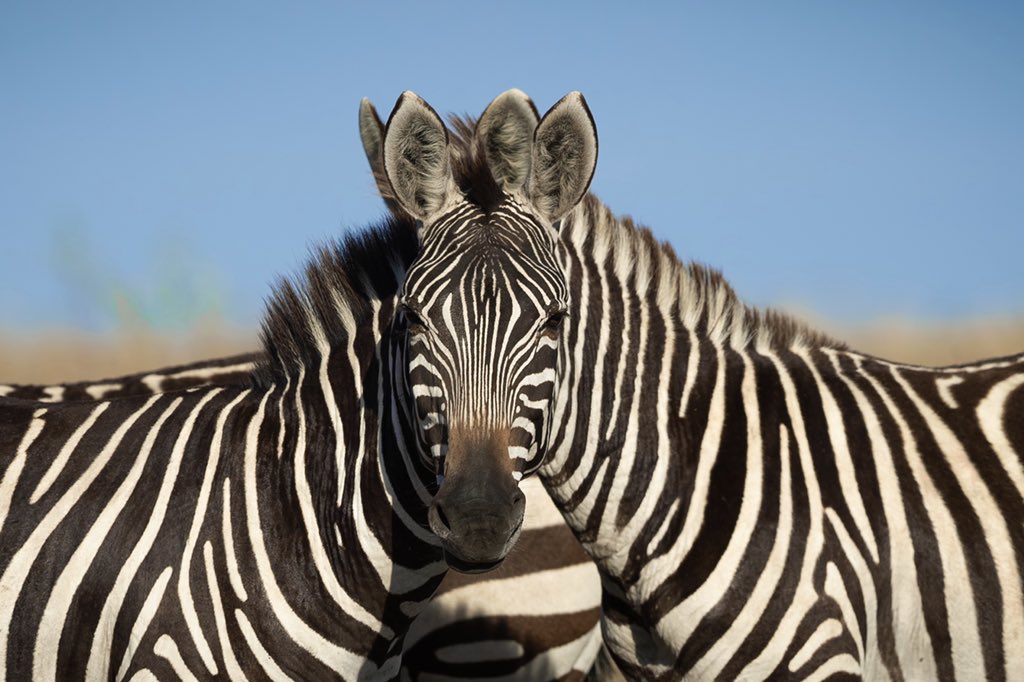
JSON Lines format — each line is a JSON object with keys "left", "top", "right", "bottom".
{"left": 477, "top": 89, "right": 540, "bottom": 192}
{"left": 383, "top": 91, "right": 460, "bottom": 222}
{"left": 527, "top": 92, "right": 598, "bottom": 224}
{"left": 359, "top": 98, "right": 407, "bottom": 217}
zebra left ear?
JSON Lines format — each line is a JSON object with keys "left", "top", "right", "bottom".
{"left": 383, "top": 91, "right": 460, "bottom": 223}
{"left": 526, "top": 92, "right": 598, "bottom": 224}
{"left": 359, "top": 98, "right": 407, "bottom": 217}
{"left": 477, "top": 89, "right": 540, "bottom": 193}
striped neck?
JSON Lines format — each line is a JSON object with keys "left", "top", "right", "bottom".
{"left": 541, "top": 194, "right": 842, "bottom": 568}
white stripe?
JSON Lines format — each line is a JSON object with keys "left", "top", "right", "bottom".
{"left": 977, "top": 374, "right": 1024, "bottom": 500}
{"left": 789, "top": 618, "right": 843, "bottom": 672}
{"left": 737, "top": 351, "right": 828, "bottom": 678}
{"left": 30, "top": 402, "right": 110, "bottom": 503}
{"left": 689, "top": 423, "right": 794, "bottom": 680}
{"left": 153, "top": 635, "right": 199, "bottom": 682}
{"left": 802, "top": 653, "right": 861, "bottom": 682}
{"left": 825, "top": 349, "right": 935, "bottom": 677}
{"left": 41, "top": 386, "right": 65, "bottom": 402}
{"left": 0, "top": 408, "right": 45, "bottom": 536}
{"left": 234, "top": 609, "right": 297, "bottom": 682}
{"left": 824, "top": 561, "right": 863, "bottom": 665}
{"left": 203, "top": 541, "right": 246, "bottom": 681}
{"left": 85, "top": 383, "right": 123, "bottom": 400}
{"left": 115, "top": 566, "right": 174, "bottom": 681}
{"left": 294, "top": 361, "right": 389, "bottom": 635}
{"left": 862, "top": 358, "right": 978, "bottom": 677}
{"left": 221, "top": 478, "right": 248, "bottom": 602}
{"left": 661, "top": 350, "right": 763, "bottom": 650}
{"left": 825, "top": 508, "right": 887, "bottom": 680}
{"left": 141, "top": 361, "right": 255, "bottom": 393}
{"left": 935, "top": 375, "right": 964, "bottom": 409}
{"left": 796, "top": 347, "right": 879, "bottom": 563}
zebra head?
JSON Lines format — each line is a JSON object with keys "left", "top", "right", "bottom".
{"left": 382, "top": 90, "right": 597, "bottom": 571}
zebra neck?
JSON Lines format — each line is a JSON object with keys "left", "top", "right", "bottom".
{"left": 541, "top": 195, "right": 840, "bottom": 576}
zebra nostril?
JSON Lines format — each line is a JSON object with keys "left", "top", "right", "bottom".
{"left": 428, "top": 503, "right": 452, "bottom": 539}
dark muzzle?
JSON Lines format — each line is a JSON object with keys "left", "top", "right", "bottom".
{"left": 429, "top": 476, "right": 526, "bottom": 573}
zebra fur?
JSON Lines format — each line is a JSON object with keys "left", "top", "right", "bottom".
{"left": 2, "top": 352, "right": 604, "bottom": 681}
{"left": 0, "top": 218, "right": 452, "bottom": 680}
{"left": 541, "top": 189, "right": 1024, "bottom": 680}
{"left": 384, "top": 89, "right": 1024, "bottom": 680}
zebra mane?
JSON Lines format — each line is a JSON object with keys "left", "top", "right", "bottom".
{"left": 567, "top": 195, "right": 843, "bottom": 351}
{"left": 441, "top": 113, "right": 839, "bottom": 350}
{"left": 253, "top": 213, "right": 420, "bottom": 387}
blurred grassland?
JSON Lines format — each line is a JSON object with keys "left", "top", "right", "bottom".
{"left": 2, "top": 223, "right": 1021, "bottom": 384}
{"left": 1, "top": 316, "right": 1022, "bottom": 385}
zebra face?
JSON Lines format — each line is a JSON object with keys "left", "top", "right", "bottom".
{"left": 400, "top": 200, "right": 569, "bottom": 477}
{"left": 397, "top": 200, "right": 569, "bottom": 572}
{"left": 383, "top": 89, "right": 596, "bottom": 570}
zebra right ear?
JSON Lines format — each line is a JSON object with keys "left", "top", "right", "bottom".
{"left": 526, "top": 92, "right": 598, "bottom": 225}
{"left": 477, "top": 89, "right": 540, "bottom": 193}
{"left": 383, "top": 91, "right": 460, "bottom": 223}
{"left": 359, "top": 98, "right": 407, "bottom": 217}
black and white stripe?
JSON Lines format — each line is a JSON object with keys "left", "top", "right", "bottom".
{"left": 0, "top": 223, "right": 450, "bottom": 679}
{"left": 2, "top": 241, "right": 606, "bottom": 680}
{"left": 385, "top": 89, "right": 1024, "bottom": 679}
{"left": 545, "top": 192, "right": 1024, "bottom": 678}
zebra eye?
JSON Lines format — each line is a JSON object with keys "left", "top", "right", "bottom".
{"left": 542, "top": 310, "right": 567, "bottom": 333}
{"left": 401, "top": 305, "right": 429, "bottom": 333}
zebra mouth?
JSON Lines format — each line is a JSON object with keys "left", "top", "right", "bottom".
{"left": 443, "top": 550, "right": 505, "bottom": 574}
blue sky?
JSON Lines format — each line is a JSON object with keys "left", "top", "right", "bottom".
{"left": 2, "top": 2, "right": 1022, "bottom": 332}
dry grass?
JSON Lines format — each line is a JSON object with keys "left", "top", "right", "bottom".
{"left": 1, "top": 317, "right": 1022, "bottom": 386}
{"left": 0, "top": 327, "right": 255, "bottom": 384}
{"left": 825, "top": 316, "right": 1024, "bottom": 367}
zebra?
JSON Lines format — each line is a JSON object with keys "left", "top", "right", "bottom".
{"left": 0, "top": 92, "right": 611, "bottom": 679}
{"left": 0, "top": 215, "right": 461, "bottom": 679}
{"left": 1, "top": 355, "right": 606, "bottom": 680}
{"left": 381, "top": 89, "right": 1024, "bottom": 679}
{"left": 359, "top": 95, "right": 609, "bottom": 680}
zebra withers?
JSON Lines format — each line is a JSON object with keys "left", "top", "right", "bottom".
{"left": 384, "top": 89, "right": 1024, "bottom": 679}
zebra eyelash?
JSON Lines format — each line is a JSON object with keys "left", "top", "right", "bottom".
{"left": 398, "top": 302, "right": 430, "bottom": 334}
{"left": 540, "top": 309, "right": 569, "bottom": 334}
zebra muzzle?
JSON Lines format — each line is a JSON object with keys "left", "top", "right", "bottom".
{"left": 428, "top": 486, "right": 526, "bottom": 573}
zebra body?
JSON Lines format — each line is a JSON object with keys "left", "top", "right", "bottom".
{"left": 546, "top": 194, "right": 1024, "bottom": 678}
{"left": 0, "top": 224, "right": 452, "bottom": 679}
{"left": 380, "top": 89, "right": 1024, "bottom": 680}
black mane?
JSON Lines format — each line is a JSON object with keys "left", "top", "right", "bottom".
{"left": 253, "top": 213, "right": 419, "bottom": 387}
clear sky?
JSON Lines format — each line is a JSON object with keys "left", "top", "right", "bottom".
{"left": 2, "top": 2, "right": 1022, "bottom": 332}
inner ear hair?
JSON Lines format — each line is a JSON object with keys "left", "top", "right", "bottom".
{"left": 529, "top": 92, "right": 599, "bottom": 224}
{"left": 383, "top": 91, "right": 458, "bottom": 221}
{"left": 477, "top": 89, "right": 540, "bottom": 193}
